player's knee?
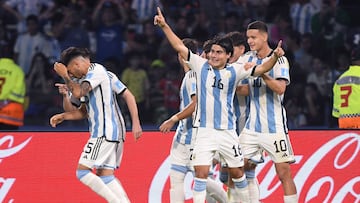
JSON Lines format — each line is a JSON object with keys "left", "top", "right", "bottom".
{"left": 276, "top": 164, "right": 292, "bottom": 181}
{"left": 169, "top": 169, "right": 186, "bottom": 185}
{"left": 193, "top": 178, "right": 207, "bottom": 192}
{"left": 232, "top": 175, "right": 248, "bottom": 189}
{"left": 100, "top": 175, "right": 115, "bottom": 184}
{"left": 245, "top": 170, "right": 255, "bottom": 180}
{"left": 76, "top": 169, "right": 90, "bottom": 180}
{"left": 277, "top": 170, "right": 292, "bottom": 182}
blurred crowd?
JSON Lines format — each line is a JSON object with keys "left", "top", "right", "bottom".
{"left": 1, "top": 0, "right": 359, "bottom": 129}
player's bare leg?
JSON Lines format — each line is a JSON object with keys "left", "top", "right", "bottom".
{"left": 274, "top": 162, "right": 298, "bottom": 203}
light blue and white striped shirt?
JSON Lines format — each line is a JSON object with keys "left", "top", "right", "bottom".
{"left": 83, "top": 63, "right": 121, "bottom": 141}
{"left": 234, "top": 78, "right": 250, "bottom": 135}
{"left": 174, "top": 70, "right": 197, "bottom": 145}
{"left": 239, "top": 51, "right": 290, "bottom": 134}
{"left": 108, "top": 71, "right": 127, "bottom": 141}
{"left": 188, "top": 51, "right": 253, "bottom": 130}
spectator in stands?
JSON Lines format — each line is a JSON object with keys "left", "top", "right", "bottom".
{"left": 147, "top": 59, "right": 167, "bottom": 124}
{"left": 92, "top": 0, "right": 126, "bottom": 64}
{"left": 0, "top": 22, "right": 13, "bottom": 54}
{"left": 285, "top": 83, "right": 308, "bottom": 129}
{"left": 269, "top": 13, "right": 292, "bottom": 48}
{"left": 307, "top": 57, "right": 330, "bottom": 97}
{"left": 290, "top": 0, "right": 319, "bottom": 34}
{"left": 286, "top": 32, "right": 314, "bottom": 74}
{"left": 189, "top": 9, "right": 212, "bottom": 44}
{"left": 25, "top": 52, "right": 57, "bottom": 125}
{"left": 121, "top": 52, "right": 150, "bottom": 123}
{"left": 159, "top": 67, "right": 181, "bottom": 118}
{"left": 131, "top": 0, "right": 162, "bottom": 23}
{"left": 311, "top": 0, "right": 350, "bottom": 50}
{"left": 138, "top": 20, "right": 164, "bottom": 60}
{"left": 2, "top": 0, "right": 55, "bottom": 33}
{"left": 304, "top": 82, "right": 325, "bottom": 126}
{"left": 13, "top": 14, "right": 51, "bottom": 75}
{"left": 52, "top": 7, "right": 90, "bottom": 51}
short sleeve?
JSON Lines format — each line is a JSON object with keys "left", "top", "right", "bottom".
{"left": 83, "top": 63, "right": 108, "bottom": 89}
{"left": 273, "top": 56, "right": 290, "bottom": 85}
{"left": 108, "top": 71, "right": 127, "bottom": 94}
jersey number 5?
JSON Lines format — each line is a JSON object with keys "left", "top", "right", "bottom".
{"left": 340, "top": 86, "right": 352, "bottom": 107}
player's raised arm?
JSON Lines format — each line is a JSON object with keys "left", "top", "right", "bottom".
{"left": 154, "top": 7, "right": 189, "bottom": 61}
{"left": 252, "top": 40, "right": 284, "bottom": 76}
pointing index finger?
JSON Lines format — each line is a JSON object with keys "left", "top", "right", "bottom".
{"left": 277, "top": 40, "right": 282, "bottom": 48}
{"left": 157, "top": 7, "right": 162, "bottom": 16}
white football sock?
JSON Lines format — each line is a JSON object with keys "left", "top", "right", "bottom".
{"left": 169, "top": 169, "right": 186, "bottom": 203}
{"left": 206, "top": 178, "right": 227, "bottom": 203}
{"left": 77, "top": 170, "right": 119, "bottom": 203}
{"left": 231, "top": 175, "right": 250, "bottom": 203}
{"left": 248, "top": 178, "right": 260, "bottom": 203}
{"left": 193, "top": 178, "right": 207, "bottom": 203}
{"left": 284, "top": 194, "right": 298, "bottom": 203}
{"left": 246, "top": 170, "right": 260, "bottom": 203}
{"left": 106, "top": 178, "right": 130, "bottom": 203}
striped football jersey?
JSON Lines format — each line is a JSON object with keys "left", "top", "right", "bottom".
{"left": 238, "top": 51, "right": 290, "bottom": 133}
{"left": 188, "top": 51, "right": 253, "bottom": 130}
{"left": 174, "top": 70, "right": 197, "bottom": 145}
{"left": 83, "top": 63, "right": 121, "bottom": 141}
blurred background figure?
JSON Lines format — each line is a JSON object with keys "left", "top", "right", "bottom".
{"left": 0, "top": 45, "right": 26, "bottom": 130}
{"left": 332, "top": 45, "right": 360, "bottom": 128}
{"left": 13, "top": 15, "right": 51, "bottom": 75}
{"left": 121, "top": 51, "right": 150, "bottom": 124}
{"left": 1, "top": 0, "right": 55, "bottom": 34}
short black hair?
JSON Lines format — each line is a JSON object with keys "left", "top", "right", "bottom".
{"left": 247, "top": 20, "right": 268, "bottom": 33}
{"left": 202, "top": 39, "right": 213, "bottom": 54}
{"left": 26, "top": 14, "right": 39, "bottom": 24}
{"left": 60, "top": 47, "right": 91, "bottom": 66}
{"left": 0, "top": 44, "right": 13, "bottom": 58}
{"left": 182, "top": 38, "right": 198, "bottom": 54}
{"left": 351, "top": 45, "right": 360, "bottom": 63}
{"left": 212, "top": 35, "right": 234, "bottom": 57}
{"left": 225, "top": 31, "right": 246, "bottom": 47}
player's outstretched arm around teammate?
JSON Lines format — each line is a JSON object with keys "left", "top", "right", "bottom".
{"left": 249, "top": 40, "right": 284, "bottom": 76}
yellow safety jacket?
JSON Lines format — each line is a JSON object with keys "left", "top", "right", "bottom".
{"left": 332, "top": 65, "right": 360, "bottom": 128}
{"left": 0, "top": 58, "right": 26, "bottom": 126}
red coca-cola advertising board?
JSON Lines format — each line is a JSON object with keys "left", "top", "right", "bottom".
{"left": 1, "top": 130, "right": 359, "bottom": 203}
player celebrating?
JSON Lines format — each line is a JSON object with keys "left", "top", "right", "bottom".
{"left": 154, "top": 7, "right": 285, "bottom": 203}
{"left": 159, "top": 38, "right": 228, "bottom": 203}
{"left": 50, "top": 47, "right": 142, "bottom": 203}
{"left": 237, "top": 21, "right": 298, "bottom": 203}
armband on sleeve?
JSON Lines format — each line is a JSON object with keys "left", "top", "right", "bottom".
{"left": 251, "top": 65, "right": 257, "bottom": 76}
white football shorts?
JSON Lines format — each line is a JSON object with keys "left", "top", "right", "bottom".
{"left": 191, "top": 127, "right": 244, "bottom": 168}
{"left": 78, "top": 136, "right": 124, "bottom": 169}
{"left": 170, "top": 136, "right": 193, "bottom": 170}
{"left": 239, "top": 128, "right": 295, "bottom": 163}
